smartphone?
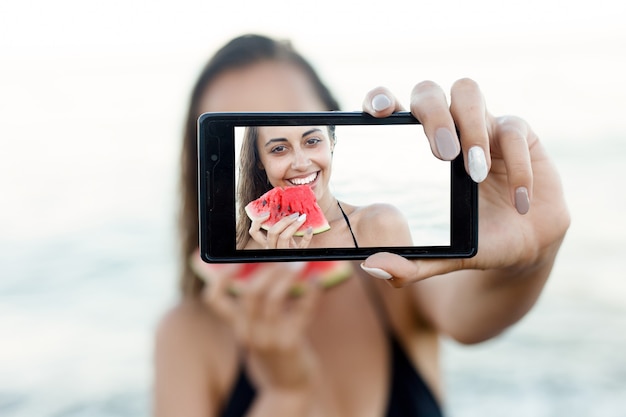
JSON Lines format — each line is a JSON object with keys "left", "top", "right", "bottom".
{"left": 198, "top": 111, "right": 477, "bottom": 262}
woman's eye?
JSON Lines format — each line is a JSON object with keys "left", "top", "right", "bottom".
{"left": 270, "top": 145, "right": 287, "bottom": 154}
{"left": 306, "top": 137, "right": 322, "bottom": 145}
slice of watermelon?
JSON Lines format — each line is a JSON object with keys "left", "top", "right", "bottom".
{"left": 205, "top": 261, "right": 352, "bottom": 296}
{"left": 244, "top": 185, "right": 330, "bottom": 236}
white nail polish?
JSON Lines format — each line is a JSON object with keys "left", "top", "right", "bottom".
{"left": 287, "top": 261, "right": 307, "bottom": 271}
{"left": 297, "top": 213, "right": 307, "bottom": 222}
{"left": 372, "top": 94, "right": 391, "bottom": 112}
{"left": 360, "top": 263, "right": 392, "bottom": 280}
{"left": 468, "top": 146, "right": 488, "bottom": 183}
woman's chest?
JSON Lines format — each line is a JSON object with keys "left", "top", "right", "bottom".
{"left": 305, "top": 279, "right": 394, "bottom": 416}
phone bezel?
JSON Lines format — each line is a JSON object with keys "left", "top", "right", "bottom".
{"left": 198, "top": 111, "right": 478, "bottom": 262}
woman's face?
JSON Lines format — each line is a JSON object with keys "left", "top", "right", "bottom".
{"left": 256, "top": 126, "right": 334, "bottom": 199}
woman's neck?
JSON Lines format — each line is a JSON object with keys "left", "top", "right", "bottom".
{"left": 318, "top": 193, "right": 344, "bottom": 225}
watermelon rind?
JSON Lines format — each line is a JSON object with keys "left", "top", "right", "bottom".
{"left": 211, "top": 261, "right": 352, "bottom": 297}
{"left": 288, "top": 261, "right": 352, "bottom": 296}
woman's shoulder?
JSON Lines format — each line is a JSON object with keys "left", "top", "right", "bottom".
{"left": 154, "top": 298, "right": 238, "bottom": 415}
{"left": 353, "top": 202, "right": 408, "bottom": 228}
{"left": 155, "top": 296, "right": 230, "bottom": 354}
{"left": 360, "top": 202, "right": 404, "bottom": 214}
{"left": 350, "top": 202, "right": 411, "bottom": 246}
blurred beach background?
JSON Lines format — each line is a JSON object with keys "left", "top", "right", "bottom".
{"left": 1, "top": 0, "right": 625, "bottom": 416}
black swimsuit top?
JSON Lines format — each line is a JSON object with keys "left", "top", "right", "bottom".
{"left": 219, "top": 203, "right": 444, "bottom": 417}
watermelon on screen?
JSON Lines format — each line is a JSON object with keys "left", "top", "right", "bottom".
{"left": 244, "top": 185, "right": 330, "bottom": 236}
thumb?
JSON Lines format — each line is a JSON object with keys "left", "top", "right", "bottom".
{"left": 360, "top": 252, "right": 467, "bottom": 288}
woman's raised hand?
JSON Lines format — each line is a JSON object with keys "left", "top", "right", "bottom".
{"left": 248, "top": 212, "right": 314, "bottom": 249}
{"left": 360, "top": 79, "right": 570, "bottom": 286}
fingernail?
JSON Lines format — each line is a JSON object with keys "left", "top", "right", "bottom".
{"left": 360, "top": 263, "right": 392, "bottom": 280}
{"left": 289, "top": 212, "right": 300, "bottom": 220}
{"left": 259, "top": 211, "right": 270, "bottom": 218}
{"left": 468, "top": 146, "right": 488, "bottom": 183}
{"left": 287, "top": 261, "right": 307, "bottom": 271}
{"left": 515, "top": 187, "right": 530, "bottom": 215}
{"left": 434, "top": 127, "right": 460, "bottom": 160}
{"left": 297, "top": 213, "right": 307, "bottom": 222}
{"left": 372, "top": 93, "right": 391, "bottom": 112}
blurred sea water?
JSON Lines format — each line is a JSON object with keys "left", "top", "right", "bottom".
{"left": 2, "top": 37, "right": 626, "bottom": 417}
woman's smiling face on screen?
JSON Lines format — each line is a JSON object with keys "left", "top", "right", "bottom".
{"left": 256, "top": 125, "right": 334, "bottom": 201}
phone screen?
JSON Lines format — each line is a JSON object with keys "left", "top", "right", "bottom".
{"left": 234, "top": 124, "right": 451, "bottom": 247}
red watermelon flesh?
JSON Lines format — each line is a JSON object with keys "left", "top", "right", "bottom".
{"left": 244, "top": 185, "right": 330, "bottom": 236}
{"left": 206, "top": 261, "right": 352, "bottom": 296}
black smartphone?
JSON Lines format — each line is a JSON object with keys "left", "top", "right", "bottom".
{"left": 198, "top": 111, "right": 478, "bottom": 262}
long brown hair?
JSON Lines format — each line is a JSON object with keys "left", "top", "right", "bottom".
{"left": 178, "top": 34, "right": 340, "bottom": 296}
{"left": 236, "top": 126, "right": 269, "bottom": 249}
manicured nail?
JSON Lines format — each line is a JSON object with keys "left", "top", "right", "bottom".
{"left": 372, "top": 93, "right": 391, "bottom": 112}
{"left": 434, "top": 127, "right": 460, "bottom": 160}
{"left": 289, "top": 212, "right": 300, "bottom": 220}
{"left": 297, "top": 213, "right": 307, "bottom": 222}
{"left": 515, "top": 187, "right": 530, "bottom": 215}
{"left": 468, "top": 146, "right": 488, "bottom": 183}
{"left": 259, "top": 211, "right": 270, "bottom": 218}
{"left": 360, "top": 263, "right": 392, "bottom": 280}
{"left": 287, "top": 261, "right": 307, "bottom": 271}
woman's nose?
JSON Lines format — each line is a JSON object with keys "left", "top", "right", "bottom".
{"left": 291, "top": 149, "right": 311, "bottom": 170}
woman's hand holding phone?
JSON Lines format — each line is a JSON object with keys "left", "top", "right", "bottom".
{"left": 359, "top": 78, "right": 570, "bottom": 344}
{"left": 361, "top": 78, "right": 569, "bottom": 285}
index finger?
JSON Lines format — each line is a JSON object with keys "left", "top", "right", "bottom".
{"left": 248, "top": 211, "right": 270, "bottom": 247}
{"left": 449, "top": 78, "right": 491, "bottom": 182}
{"left": 409, "top": 80, "right": 461, "bottom": 161}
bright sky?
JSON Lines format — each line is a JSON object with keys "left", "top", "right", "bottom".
{"left": 1, "top": 0, "right": 623, "bottom": 49}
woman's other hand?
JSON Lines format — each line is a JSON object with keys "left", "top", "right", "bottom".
{"left": 190, "top": 253, "right": 322, "bottom": 390}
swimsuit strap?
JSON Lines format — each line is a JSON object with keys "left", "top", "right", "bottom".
{"left": 337, "top": 201, "right": 359, "bottom": 248}
{"left": 219, "top": 366, "right": 255, "bottom": 417}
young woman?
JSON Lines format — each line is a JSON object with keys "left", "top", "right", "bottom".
{"left": 153, "top": 34, "right": 570, "bottom": 417}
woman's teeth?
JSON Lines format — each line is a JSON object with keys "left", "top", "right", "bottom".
{"left": 289, "top": 172, "right": 317, "bottom": 185}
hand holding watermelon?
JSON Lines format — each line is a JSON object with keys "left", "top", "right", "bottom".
{"left": 190, "top": 255, "right": 326, "bottom": 390}
{"left": 245, "top": 185, "right": 329, "bottom": 249}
